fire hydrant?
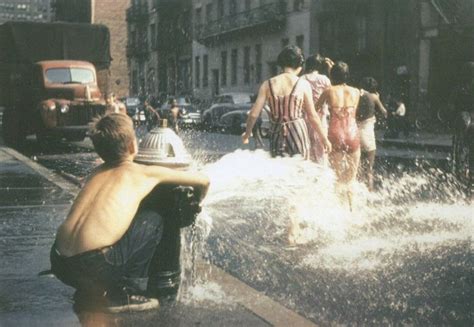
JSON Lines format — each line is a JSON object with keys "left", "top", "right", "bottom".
{"left": 134, "top": 120, "right": 199, "bottom": 299}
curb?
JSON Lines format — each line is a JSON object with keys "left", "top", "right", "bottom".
{"left": 0, "top": 145, "right": 318, "bottom": 327}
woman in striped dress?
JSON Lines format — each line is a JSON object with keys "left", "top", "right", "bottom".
{"left": 242, "top": 46, "right": 331, "bottom": 159}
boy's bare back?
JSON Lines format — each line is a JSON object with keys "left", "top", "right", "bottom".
{"left": 56, "top": 161, "right": 209, "bottom": 257}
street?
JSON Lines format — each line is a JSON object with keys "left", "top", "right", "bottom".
{"left": 1, "top": 124, "right": 471, "bottom": 326}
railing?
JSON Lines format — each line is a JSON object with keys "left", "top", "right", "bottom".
{"left": 196, "top": 1, "right": 286, "bottom": 41}
{"left": 126, "top": 4, "right": 149, "bottom": 23}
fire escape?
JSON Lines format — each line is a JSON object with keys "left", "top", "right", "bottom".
{"left": 196, "top": 0, "right": 287, "bottom": 45}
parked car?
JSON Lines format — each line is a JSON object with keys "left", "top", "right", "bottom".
{"left": 179, "top": 104, "right": 202, "bottom": 128}
{"left": 219, "top": 105, "right": 271, "bottom": 136}
{"left": 202, "top": 92, "right": 253, "bottom": 130}
{"left": 159, "top": 96, "right": 191, "bottom": 117}
{"left": 121, "top": 97, "right": 142, "bottom": 117}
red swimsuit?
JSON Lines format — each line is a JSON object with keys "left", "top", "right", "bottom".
{"left": 328, "top": 106, "right": 360, "bottom": 153}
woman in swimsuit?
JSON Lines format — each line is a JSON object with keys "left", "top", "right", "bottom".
{"left": 242, "top": 46, "right": 331, "bottom": 158}
{"left": 316, "top": 62, "right": 360, "bottom": 207}
{"left": 302, "top": 54, "right": 333, "bottom": 163}
{"left": 242, "top": 46, "right": 331, "bottom": 244}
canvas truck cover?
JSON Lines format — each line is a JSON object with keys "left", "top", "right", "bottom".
{"left": 0, "top": 21, "right": 111, "bottom": 67}
{"left": 0, "top": 21, "right": 111, "bottom": 106}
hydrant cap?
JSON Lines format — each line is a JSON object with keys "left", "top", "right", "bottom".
{"left": 134, "top": 125, "right": 192, "bottom": 168}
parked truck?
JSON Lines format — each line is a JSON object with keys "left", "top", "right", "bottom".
{"left": 0, "top": 21, "right": 112, "bottom": 145}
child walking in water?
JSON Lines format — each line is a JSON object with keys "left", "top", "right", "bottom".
{"left": 242, "top": 46, "right": 331, "bottom": 244}
{"left": 316, "top": 62, "right": 361, "bottom": 209}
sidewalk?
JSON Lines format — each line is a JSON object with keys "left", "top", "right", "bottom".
{"left": 0, "top": 145, "right": 317, "bottom": 326}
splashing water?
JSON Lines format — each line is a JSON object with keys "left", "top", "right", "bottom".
{"left": 181, "top": 149, "right": 472, "bottom": 325}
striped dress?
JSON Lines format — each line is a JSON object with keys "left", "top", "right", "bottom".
{"left": 267, "top": 78, "right": 311, "bottom": 159}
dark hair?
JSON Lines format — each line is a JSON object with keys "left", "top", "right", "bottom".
{"left": 90, "top": 113, "right": 135, "bottom": 163}
{"left": 277, "top": 45, "right": 305, "bottom": 69}
{"left": 330, "top": 61, "right": 350, "bottom": 85}
{"left": 169, "top": 98, "right": 177, "bottom": 105}
{"left": 361, "top": 77, "right": 378, "bottom": 93}
{"left": 305, "top": 53, "right": 325, "bottom": 72}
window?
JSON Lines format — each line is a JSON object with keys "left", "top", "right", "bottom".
{"left": 356, "top": 16, "right": 367, "bottom": 52}
{"left": 206, "top": 3, "right": 213, "bottom": 22}
{"left": 195, "top": 56, "right": 200, "bottom": 87}
{"left": 231, "top": 48, "right": 238, "bottom": 85}
{"left": 281, "top": 38, "right": 289, "bottom": 48}
{"left": 195, "top": 8, "right": 202, "bottom": 26}
{"left": 244, "top": 46, "right": 250, "bottom": 84}
{"left": 221, "top": 51, "right": 227, "bottom": 86}
{"left": 293, "top": 0, "right": 304, "bottom": 11}
{"left": 150, "top": 23, "right": 156, "bottom": 48}
{"left": 255, "top": 44, "right": 262, "bottom": 83}
{"left": 203, "top": 54, "right": 208, "bottom": 87}
{"left": 45, "top": 68, "right": 95, "bottom": 84}
{"left": 245, "top": 0, "right": 251, "bottom": 11}
{"left": 229, "top": 0, "right": 237, "bottom": 15}
{"left": 296, "top": 34, "right": 304, "bottom": 51}
{"left": 217, "top": 0, "right": 224, "bottom": 17}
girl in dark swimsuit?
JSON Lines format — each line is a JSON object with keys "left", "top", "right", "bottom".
{"left": 316, "top": 62, "right": 361, "bottom": 208}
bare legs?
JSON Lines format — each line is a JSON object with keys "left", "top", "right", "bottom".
{"left": 359, "top": 150, "right": 376, "bottom": 191}
{"left": 329, "top": 149, "right": 361, "bottom": 210}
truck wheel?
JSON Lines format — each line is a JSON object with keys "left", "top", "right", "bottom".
{"left": 2, "top": 107, "right": 25, "bottom": 146}
{"left": 203, "top": 116, "right": 213, "bottom": 131}
{"left": 36, "top": 128, "right": 59, "bottom": 146}
{"left": 65, "top": 132, "right": 86, "bottom": 142}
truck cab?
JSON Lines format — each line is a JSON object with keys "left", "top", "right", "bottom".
{"left": 0, "top": 21, "right": 111, "bottom": 146}
{"left": 2, "top": 60, "right": 107, "bottom": 144}
{"left": 34, "top": 60, "right": 106, "bottom": 141}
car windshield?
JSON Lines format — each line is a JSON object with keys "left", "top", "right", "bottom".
{"left": 176, "top": 97, "right": 190, "bottom": 105}
{"left": 126, "top": 98, "right": 140, "bottom": 106}
{"left": 45, "top": 68, "right": 95, "bottom": 84}
{"left": 232, "top": 94, "right": 251, "bottom": 104}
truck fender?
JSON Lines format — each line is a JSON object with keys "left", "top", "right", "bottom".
{"left": 39, "top": 100, "right": 57, "bottom": 128}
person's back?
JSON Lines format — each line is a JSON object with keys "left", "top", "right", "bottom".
{"left": 357, "top": 91, "right": 376, "bottom": 121}
{"left": 51, "top": 113, "right": 209, "bottom": 312}
{"left": 56, "top": 162, "right": 168, "bottom": 256}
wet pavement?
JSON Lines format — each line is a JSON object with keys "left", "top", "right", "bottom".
{"left": 0, "top": 132, "right": 315, "bottom": 326}
{"left": 1, "top": 115, "right": 471, "bottom": 326}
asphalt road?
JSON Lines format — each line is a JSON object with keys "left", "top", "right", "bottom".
{"left": 6, "top": 126, "right": 472, "bottom": 326}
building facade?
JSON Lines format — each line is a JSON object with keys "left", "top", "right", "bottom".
{"left": 126, "top": 0, "right": 473, "bottom": 118}
{"left": 0, "top": 0, "right": 51, "bottom": 24}
{"left": 192, "top": 0, "right": 316, "bottom": 99}
{"left": 54, "top": 0, "right": 131, "bottom": 98}
{"left": 127, "top": 0, "right": 193, "bottom": 100}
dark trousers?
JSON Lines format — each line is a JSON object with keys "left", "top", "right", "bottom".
{"left": 50, "top": 209, "right": 163, "bottom": 296}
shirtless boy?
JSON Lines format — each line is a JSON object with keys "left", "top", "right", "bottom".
{"left": 50, "top": 113, "right": 209, "bottom": 312}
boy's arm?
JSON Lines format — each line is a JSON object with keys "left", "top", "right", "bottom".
{"left": 145, "top": 165, "right": 210, "bottom": 202}
{"left": 374, "top": 93, "right": 388, "bottom": 118}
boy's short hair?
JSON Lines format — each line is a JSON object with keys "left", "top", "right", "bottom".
{"left": 361, "top": 77, "right": 378, "bottom": 93}
{"left": 90, "top": 113, "right": 135, "bottom": 163}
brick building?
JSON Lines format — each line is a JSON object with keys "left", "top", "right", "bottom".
{"left": 53, "top": 0, "right": 131, "bottom": 98}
